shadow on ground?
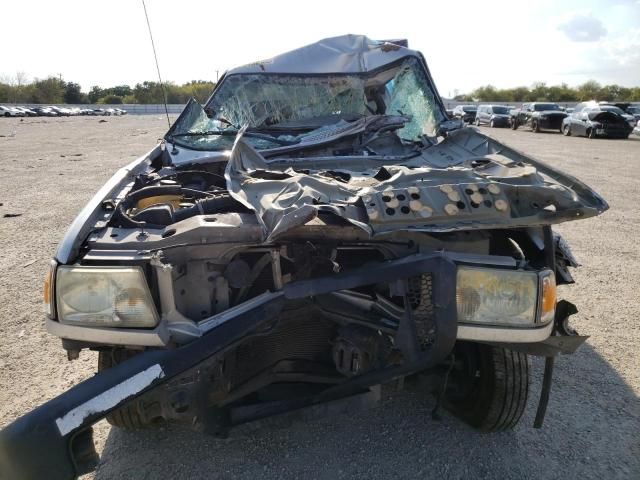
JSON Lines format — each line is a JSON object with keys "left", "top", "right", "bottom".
{"left": 94, "top": 343, "right": 639, "bottom": 480}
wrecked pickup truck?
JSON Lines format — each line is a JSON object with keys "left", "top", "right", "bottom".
{"left": 0, "top": 35, "right": 608, "bottom": 480}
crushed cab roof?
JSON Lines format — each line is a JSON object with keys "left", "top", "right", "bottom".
{"left": 226, "top": 34, "right": 421, "bottom": 75}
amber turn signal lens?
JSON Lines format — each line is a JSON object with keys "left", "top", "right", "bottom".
{"left": 43, "top": 260, "right": 57, "bottom": 317}
{"left": 540, "top": 273, "right": 556, "bottom": 323}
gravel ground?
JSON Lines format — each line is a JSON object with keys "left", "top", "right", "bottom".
{"left": 0, "top": 116, "right": 638, "bottom": 479}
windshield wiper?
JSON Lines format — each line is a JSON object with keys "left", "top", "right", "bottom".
{"left": 171, "top": 129, "right": 299, "bottom": 146}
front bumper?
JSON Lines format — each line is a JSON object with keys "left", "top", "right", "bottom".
{"left": 593, "top": 124, "right": 632, "bottom": 138}
{"left": 48, "top": 252, "right": 553, "bottom": 348}
{"left": 538, "top": 116, "right": 565, "bottom": 130}
{"left": 490, "top": 116, "right": 510, "bottom": 127}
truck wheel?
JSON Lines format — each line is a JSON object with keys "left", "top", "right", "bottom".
{"left": 532, "top": 120, "right": 540, "bottom": 132}
{"left": 445, "top": 342, "right": 529, "bottom": 432}
{"left": 98, "top": 349, "right": 148, "bottom": 429}
{"left": 562, "top": 124, "right": 571, "bottom": 136}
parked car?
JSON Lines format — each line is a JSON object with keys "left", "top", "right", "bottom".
{"left": 31, "top": 106, "right": 59, "bottom": 116}
{"left": 0, "top": 106, "right": 23, "bottom": 117}
{"left": 597, "top": 103, "right": 637, "bottom": 128}
{"left": 624, "top": 105, "right": 640, "bottom": 121}
{"left": 510, "top": 103, "right": 567, "bottom": 133}
{"left": 46, "top": 106, "right": 71, "bottom": 116}
{"left": 452, "top": 105, "right": 477, "bottom": 124}
{"left": 562, "top": 101, "right": 633, "bottom": 138}
{"left": 474, "top": 104, "right": 511, "bottom": 127}
{"left": 115, "top": 107, "right": 128, "bottom": 115}
{"left": 14, "top": 106, "right": 38, "bottom": 117}
{"left": 0, "top": 35, "right": 609, "bottom": 479}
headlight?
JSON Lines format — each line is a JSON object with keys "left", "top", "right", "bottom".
{"left": 56, "top": 266, "right": 159, "bottom": 327}
{"left": 456, "top": 266, "right": 555, "bottom": 326}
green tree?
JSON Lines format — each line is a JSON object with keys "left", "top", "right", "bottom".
{"left": 88, "top": 86, "right": 104, "bottom": 103}
{"left": 133, "top": 81, "right": 166, "bottom": 103}
{"left": 64, "top": 82, "right": 86, "bottom": 103}
{"left": 98, "top": 94, "right": 124, "bottom": 104}
{"left": 0, "top": 82, "right": 9, "bottom": 103}
{"left": 529, "top": 82, "right": 549, "bottom": 101}
{"left": 471, "top": 85, "right": 498, "bottom": 101}
{"left": 181, "top": 80, "right": 216, "bottom": 103}
{"left": 108, "top": 85, "right": 132, "bottom": 97}
{"left": 599, "top": 84, "right": 629, "bottom": 101}
{"left": 576, "top": 80, "right": 601, "bottom": 101}
{"left": 28, "top": 77, "right": 65, "bottom": 104}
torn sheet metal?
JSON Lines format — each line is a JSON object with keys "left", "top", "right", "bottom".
{"left": 225, "top": 126, "right": 608, "bottom": 241}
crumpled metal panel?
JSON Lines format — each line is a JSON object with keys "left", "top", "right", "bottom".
{"left": 224, "top": 35, "right": 417, "bottom": 75}
{"left": 224, "top": 126, "right": 608, "bottom": 241}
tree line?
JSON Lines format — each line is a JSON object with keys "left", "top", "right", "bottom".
{"left": 2, "top": 74, "right": 640, "bottom": 105}
{"left": 454, "top": 81, "right": 640, "bottom": 103}
{"left": 0, "top": 75, "right": 216, "bottom": 105}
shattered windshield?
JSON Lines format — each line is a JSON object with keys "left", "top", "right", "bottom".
{"left": 166, "top": 57, "right": 445, "bottom": 151}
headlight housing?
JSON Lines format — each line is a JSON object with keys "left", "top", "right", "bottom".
{"left": 56, "top": 266, "right": 159, "bottom": 328}
{"left": 456, "top": 266, "right": 555, "bottom": 326}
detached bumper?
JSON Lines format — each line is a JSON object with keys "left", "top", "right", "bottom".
{"left": 0, "top": 252, "right": 460, "bottom": 480}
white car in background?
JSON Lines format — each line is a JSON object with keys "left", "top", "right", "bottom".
{"left": 14, "top": 106, "right": 38, "bottom": 117}
{"left": 0, "top": 106, "right": 25, "bottom": 117}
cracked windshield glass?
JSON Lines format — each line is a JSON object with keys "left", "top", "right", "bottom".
{"left": 168, "top": 57, "right": 445, "bottom": 151}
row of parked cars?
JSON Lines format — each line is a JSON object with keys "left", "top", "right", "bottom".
{"left": 0, "top": 105, "right": 127, "bottom": 117}
{"left": 450, "top": 101, "right": 640, "bottom": 139}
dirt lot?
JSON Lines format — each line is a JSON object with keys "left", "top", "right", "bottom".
{"left": 0, "top": 116, "right": 638, "bottom": 479}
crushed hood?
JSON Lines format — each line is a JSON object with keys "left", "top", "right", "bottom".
{"left": 225, "top": 127, "right": 609, "bottom": 241}
{"left": 588, "top": 111, "right": 626, "bottom": 123}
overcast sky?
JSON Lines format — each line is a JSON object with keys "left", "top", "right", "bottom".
{"left": 1, "top": 0, "right": 638, "bottom": 96}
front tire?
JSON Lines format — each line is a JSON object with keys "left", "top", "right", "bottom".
{"left": 445, "top": 342, "right": 530, "bottom": 432}
{"left": 490, "top": 119, "right": 495, "bottom": 128}
{"left": 562, "top": 124, "right": 571, "bottom": 136}
{"left": 511, "top": 119, "right": 518, "bottom": 130}
{"left": 98, "top": 349, "right": 148, "bottom": 429}
{"left": 475, "top": 117, "right": 480, "bottom": 127}
{"left": 532, "top": 120, "right": 540, "bottom": 132}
